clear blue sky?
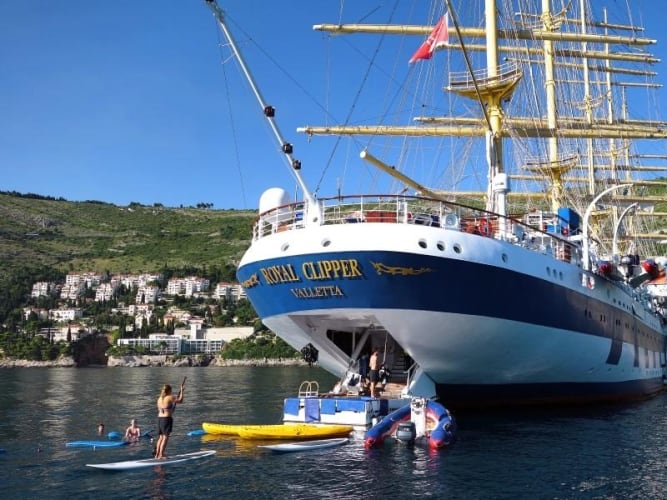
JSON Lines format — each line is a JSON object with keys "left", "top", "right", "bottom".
{"left": 1, "top": 1, "right": 665, "bottom": 210}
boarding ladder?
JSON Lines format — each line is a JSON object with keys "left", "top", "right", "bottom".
{"left": 297, "top": 380, "right": 320, "bottom": 398}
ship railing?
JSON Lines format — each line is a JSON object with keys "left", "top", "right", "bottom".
{"left": 297, "top": 380, "right": 320, "bottom": 398}
{"left": 252, "top": 194, "right": 581, "bottom": 264}
{"left": 404, "top": 360, "right": 418, "bottom": 390}
{"left": 448, "top": 61, "right": 522, "bottom": 92}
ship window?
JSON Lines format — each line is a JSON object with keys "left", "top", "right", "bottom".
{"left": 559, "top": 271, "right": 563, "bottom": 280}
{"left": 418, "top": 239, "right": 427, "bottom": 249}
{"left": 546, "top": 267, "right": 551, "bottom": 276}
{"left": 501, "top": 253, "right": 508, "bottom": 263}
{"left": 321, "top": 239, "right": 331, "bottom": 247}
{"left": 436, "top": 241, "right": 445, "bottom": 251}
{"left": 453, "top": 244, "right": 462, "bottom": 254}
{"left": 281, "top": 243, "right": 289, "bottom": 252}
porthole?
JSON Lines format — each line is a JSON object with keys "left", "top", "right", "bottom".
{"left": 281, "top": 243, "right": 290, "bottom": 252}
{"left": 437, "top": 241, "right": 445, "bottom": 251}
{"left": 501, "top": 253, "right": 508, "bottom": 263}
{"left": 546, "top": 267, "right": 551, "bottom": 276}
{"left": 418, "top": 239, "right": 427, "bottom": 249}
{"left": 453, "top": 244, "right": 462, "bottom": 254}
{"left": 322, "top": 239, "right": 331, "bottom": 247}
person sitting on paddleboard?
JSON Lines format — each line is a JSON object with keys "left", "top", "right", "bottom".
{"left": 154, "top": 379, "right": 185, "bottom": 459}
{"left": 124, "top": 419, "right": 141, "bottom": 442}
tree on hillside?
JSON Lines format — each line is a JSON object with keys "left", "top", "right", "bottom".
{"left": 235, "top": 299, "right": 256, "bottom": 325}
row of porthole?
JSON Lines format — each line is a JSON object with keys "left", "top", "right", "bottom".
{"left": 417, "top": 238, "right": 459, "bottom": 254}
{"left": 286, "top": 236, "right": 467, "bottom": 254}
{"left": 582, "top": 311, "right": 656, "bottom": 341}
{"left": 546, "top": 267, "right": 565, "bottom": 281}
{"left": 611, "top": 296, "right": 632, "bottom": 312}
{"left": 308, "top": 236, "right": 543, "bottom": 277}
{"left": 418, "top": 238, "right": 513, "bottom": 260}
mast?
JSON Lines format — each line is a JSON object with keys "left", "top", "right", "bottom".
{"left": 203, "top": 0, "right": 319, "bottom": 218}
{"left": 581, "top": 0, "right": 595, "bottom": 196}
{"left": 483, "top": 0, "right": 504, "bottom": 214}
{"left": 541, "top": 0, "right": 567, "bottom": 212}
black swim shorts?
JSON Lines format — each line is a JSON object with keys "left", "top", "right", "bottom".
{"left": 157, "top": 416, "right": 173, "bottom": 436}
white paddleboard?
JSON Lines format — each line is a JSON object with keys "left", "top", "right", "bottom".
{"left": 86, "top": 450, "right": 215, "bottom": 470}
{"left": 258, "top": 437, "right": 348, "bottom": 453}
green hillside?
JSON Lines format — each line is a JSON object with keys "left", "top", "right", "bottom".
{"left": 0, "top": 192, "right": 255, "bottom": 276}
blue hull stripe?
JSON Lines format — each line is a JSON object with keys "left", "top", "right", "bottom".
{"left": 437, "top": 378, "right": 665, "bottom": 409}
{"left": 238, "top": 250, "right": 665, "bottom": 352}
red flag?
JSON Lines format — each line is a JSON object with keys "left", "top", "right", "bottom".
{"left": 409, "top": 13, "right": 449, "bottom": 64}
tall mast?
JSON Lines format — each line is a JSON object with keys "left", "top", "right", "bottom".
{"left": 204, "top": 0, "right": 318, "bottom": 215}
{"left": 581, "top": 0, "right": 595, "bottom": 196}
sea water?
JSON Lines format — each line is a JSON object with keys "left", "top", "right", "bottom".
{"left": 0, "top": 366, "right": 665, "bottom": 499}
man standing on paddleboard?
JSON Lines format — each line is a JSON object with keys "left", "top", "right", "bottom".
{"left": 154, "top": 377, "right": 185, "bottom": 459}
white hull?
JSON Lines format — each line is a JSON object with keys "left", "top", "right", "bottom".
{"left": 238, "top": 217, "right": 667, "bottom": 408}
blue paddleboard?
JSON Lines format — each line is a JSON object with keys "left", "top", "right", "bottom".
{"left": 66, "top": 440, "right": 130, "bottom": 448}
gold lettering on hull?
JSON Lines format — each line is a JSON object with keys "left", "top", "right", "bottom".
{"left": 259, "top": 264, "right": 300, "bottom": 284}
{"left": 247, "top": 257, "right": 426, "bottom": 300}
{"left": 290, "top": 286, "right": 345, "bottom": 298}
{"left": 249, "top": 258, "right": 364, "bottom": 300}
{"left": 302, "top": 259, "right": 363, "bottom": 280}
{"left": 241, "top": 273, "right": 260, "bottom": 289}
{"left": 371, "top": 261, "right": 433, "bottom": 276}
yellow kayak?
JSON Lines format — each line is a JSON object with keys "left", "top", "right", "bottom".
{"left": 202, "top": 422, "right": 353, "bottom": 439}
{"left": 202, "top": 422, "right": 248, "bottom": 435}
{"left": 236, "top": 424, "right": 353, "bottom": 440}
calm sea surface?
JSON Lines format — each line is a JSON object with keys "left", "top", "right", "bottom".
{"left": 0, "top": 366, "right": 665, "bottom": 499}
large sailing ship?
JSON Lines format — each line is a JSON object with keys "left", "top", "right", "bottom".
{"left": 205, "top": 0, "right": 667, "bottom": 408}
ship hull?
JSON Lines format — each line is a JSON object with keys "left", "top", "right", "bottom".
{"left": 237, "top": 222, "right": 666, "bottom": 409}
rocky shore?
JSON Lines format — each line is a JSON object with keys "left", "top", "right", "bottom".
{"left": 0, "top": 356, "right": 76, "bottom": 368}
{"left": 0, "top": 355, "right": 309, "bottom": 368}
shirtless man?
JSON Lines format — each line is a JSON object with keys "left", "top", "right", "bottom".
{"left": 124, "top": 419, "right": 141, "bottom": 442}
{"left": 369, "top": 349, "right": 380, "bottom": 398}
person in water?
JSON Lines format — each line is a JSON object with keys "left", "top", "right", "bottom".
{"left": 124, "top": 418, "right": 141, "bottom": 442}
{"left": 154, "top": 380, "right": 185, "bottom": 459}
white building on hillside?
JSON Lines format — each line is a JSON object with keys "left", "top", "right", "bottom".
{"left": 50, "top": 308, "right": 83, "bottom": 323}
{"left": 31, "top": 281, "right": 57, "bottom": 298}
{"left": 214, "top": 282, "right": 246, "bottom": 302}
